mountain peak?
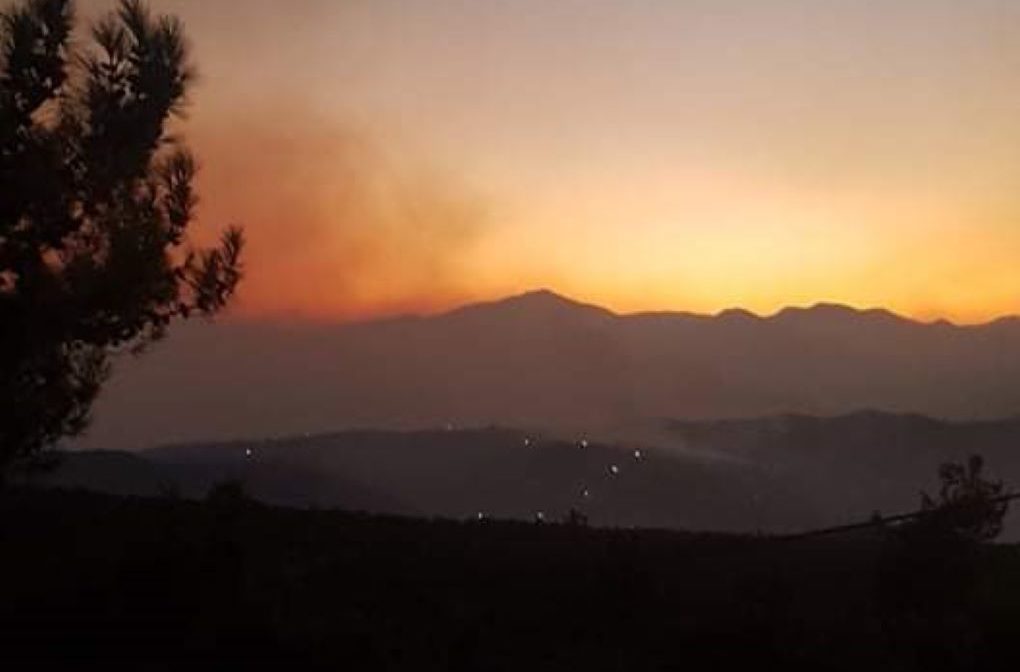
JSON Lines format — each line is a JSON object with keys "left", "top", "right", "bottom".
{"left": 773, "top": 302, "right": 903, "bottom": 324}
{"left": 513, "top": 288, "right": 575, "bottom": 305}
{"left": 716, "top": 307, "right": 760, "bottom": 321}
{"left": 445, "top": 289, "right": 615, "bottom": 320}
{"left": 777, "top": 303, "right": 857, "bottom": 317}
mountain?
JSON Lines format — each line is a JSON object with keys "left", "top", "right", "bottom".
{"left": 15, "top": 450, "right": 170, "bottom": 497}
{"left": 143, "top": 428, "right": 789, "bottom": 530}
{"left": 40, "top": 414, "right": 1020, "bottom": 536}
{"left": 80, "top": 289, "right": 1020, "bottom": 449}
{"left": 41, "top": 429, "right": 790, "bottom": 531}
{"left": 665, "top": 411, "right": 1020, "bottom": 530}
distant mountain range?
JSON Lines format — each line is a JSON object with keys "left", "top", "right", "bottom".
{"left": 81, "top": 289, "right": 1020, "bottom": 449}
{"left": 38, "top": 412, "right": 1020, "bottom": 536}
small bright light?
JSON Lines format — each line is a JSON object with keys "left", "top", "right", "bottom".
{"left": 609, "top": 465, "right": 619, "bottom": 475}
{"left": 523, "top": 437, "right": 531, "bottom": 447}
{"left": 579, "top": 439, "right": 589, "bottom": 449}
{"left": 582, "top": 488, "right": 591, "bottom": 499}
{"left": 633, "top": 449, "right": 642, "bottom": 460}
{"left": 535, "top": 511, "right": 545, "bottom": 522}
{"left": 477, "top": 512, "right": 486, "bottom": 521}
{"left": 245, "top": 448, "right": 253, "bottom": 458}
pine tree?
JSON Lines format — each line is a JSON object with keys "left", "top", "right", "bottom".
{"left": 0, "top": 0, "right": 243, "bottom": 473}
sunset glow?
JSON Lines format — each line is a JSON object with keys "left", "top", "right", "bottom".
{"left": 90, "top": 0, "right": 1020, "bottom": 323}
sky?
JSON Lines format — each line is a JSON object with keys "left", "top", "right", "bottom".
{"left": 87, "top": 0, "right": 1020, "bottom": 323}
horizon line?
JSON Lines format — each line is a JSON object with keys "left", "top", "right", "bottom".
{"left": 218, "top": 287, "right": 1020, "bottom": 329}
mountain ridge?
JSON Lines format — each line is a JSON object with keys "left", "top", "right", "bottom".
{"left": 423, "top": 290, "right": 1016, "bottom": 329}
{"left": 44, "top": 410, "right": 1020, "bottom": 536}
{"left": 225, "top": 290, "right": 1019, "bottom": 330}
{"left": 80, "top": 288, "right": 1020, "bottom": 450}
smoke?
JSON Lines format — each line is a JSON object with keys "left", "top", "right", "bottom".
{"left": 186, "top": 105, "right": 488, "bottom": 320}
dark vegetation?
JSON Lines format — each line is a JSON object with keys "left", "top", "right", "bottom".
{"left": 3, "top": 481, "right": 1020, "bottom": 670}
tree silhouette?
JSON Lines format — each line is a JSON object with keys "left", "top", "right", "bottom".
{"left": 877, "top": 455, "right": 1010, "bottom": 662}
{"left": 0, "top": 0, "right": 243, "bottom": 474}
{"left": 917, "top": 454, "right": 1009, "bottom": 544}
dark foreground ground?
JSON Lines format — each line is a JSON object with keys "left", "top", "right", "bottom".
{"left": 3, "top": 487, "right": 1020, "bottom": 670}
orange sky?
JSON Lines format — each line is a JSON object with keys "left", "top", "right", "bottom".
{"left": 88, "top": 0, "right": 1020, "bottom": 323}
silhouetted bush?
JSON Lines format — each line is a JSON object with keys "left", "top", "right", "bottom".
{"left": 917, "top": 455, "right": 1009, "bottom": 544}
{"left": 877, "top": 455, "right": 1011, "bottom": 666}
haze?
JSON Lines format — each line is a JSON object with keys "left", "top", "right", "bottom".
{"left": 86, "top": 0, "right": 1020, "bottom": 323}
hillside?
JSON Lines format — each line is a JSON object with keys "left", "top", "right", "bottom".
{"left": 40, "top": 413, "right": 1020, "bottom": 536}
{"left": 43, "top": 430, "right": 800, "bottom": 531}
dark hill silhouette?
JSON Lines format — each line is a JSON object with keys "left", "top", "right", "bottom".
{"left": 47, "top": 430, "right": 796, "bottom": 531}
{"left": 17, "top": 450, "right": 169, "bottom": 497}
{"left": 41, "top": 414, "right": 1020, "bottom": 536}
{"left": 26, "top": 447, "right": 413, "bottom": 515}
{"left": 665, "top": 411, "right": 1020, "bottom": 533}
{"left": 79, "top": 290, "right": 1020, "bottom": 449}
